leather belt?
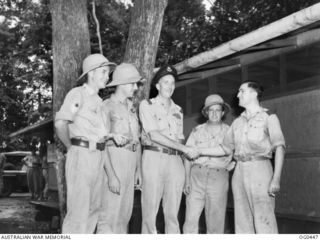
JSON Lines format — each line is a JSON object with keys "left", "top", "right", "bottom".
{"left": 236, "top": 156, "right": 270, "bottom": 162}
{"left": 107, "top": 142, "right": 138, "bottom": 152}
{"left": 193, "top": 164, "right": 227, "bottom": 172}
{"left": 32, "top": 163, "right": 42, "bottom": 167}
{"left": 71, "top": 138, "right": 105, "bottom": 151}
{"left": 143, "top": 145, "right": 181, "bottom": 156}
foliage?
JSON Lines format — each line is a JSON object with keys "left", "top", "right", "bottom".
{"left": 0, "top": 0, "right": 52, "bottom": 151}
{"left": 88, "top": 0, "right": 131, "bottom": 63}
{"left": 208, "top": 0, "right": 320, "bottom": 45}
{"left": 1, "top": 0, "right": 319, "bottom": 151}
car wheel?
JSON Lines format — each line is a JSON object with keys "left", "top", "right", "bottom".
{"left": 0, "top": 177, "right": 14, "bottom": 197}
{"left": 1, "top": 163, "right": 17, "bottom": 197}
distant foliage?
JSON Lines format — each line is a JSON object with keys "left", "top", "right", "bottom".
{"left": 1, "top": 0, "right": 318, "bottom": 150}
{"left": 0, "top": 0, "right": 52, "bottom": 151}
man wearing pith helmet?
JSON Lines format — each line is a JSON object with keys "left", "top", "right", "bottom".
{"left": 139, "top": 65, "right": 199, "bottom": 234}
{"left": 97, "top": 63, "right": 144, "bottom": 233}
{"left": 183, "top": 94, "right": 234, "bottom": 234}
{"left": 55, "top": 53, "right": 121, "bottom": 233}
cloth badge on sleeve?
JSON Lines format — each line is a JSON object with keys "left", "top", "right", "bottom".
{"left": 70, "top": 102, "right": 80, "bottom": 114}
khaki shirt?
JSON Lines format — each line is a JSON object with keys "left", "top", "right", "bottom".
{"left": 187, "top": 123, "right": 232, "bottom": 169}
{"left": 223, "top": 108, "right": 285, "bottom": 162}
{"left": 139, "top": 96, "right": 184, "bottom": 146}
{"left": 102, "top": 94, "right": 140, "bottom": 144}
{"left": 55, "top": 84, "right": 108, "bottom": 143}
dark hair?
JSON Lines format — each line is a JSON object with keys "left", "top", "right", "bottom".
{"left": 242, "top": 80, "right": 264, "bottom": 100}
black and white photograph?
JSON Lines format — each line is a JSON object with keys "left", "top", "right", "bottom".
{"left": 0, "top": 0, "right": 320, "bottom": 237}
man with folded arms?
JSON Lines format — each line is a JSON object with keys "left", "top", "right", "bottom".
{"left": 198, "top": 81, "right": 285, "bottom": 233}
{"left": 183, "top": 94, "right": 234, "bottom": 234}
{"left": 139, "top": 65, "right": 199, "bottom": 234}
{"left": 55, "top": 54, "right": 121, "bottom": 233}
{"left": 97, "top": 63, "right": 143, "bottom": 233}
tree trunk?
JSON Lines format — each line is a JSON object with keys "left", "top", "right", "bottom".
{"left": 50, "top": 0, "right": 90, "bottom": 224}
{"left": 124, "top": 0, "right": 168, "bottom": 101}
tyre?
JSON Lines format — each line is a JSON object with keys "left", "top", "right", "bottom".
{"left": 0, "top": 163, "right": 17, "bottom": 197}
{"left": 0, "top": 177, "right": 15, "bottom": 197}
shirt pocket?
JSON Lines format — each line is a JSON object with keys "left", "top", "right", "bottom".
{"left": 79, "top": 102, "right": 100, "bottom": 126}
{"left": 155, "top": 113, "right": 168, "bottom": 131}
{"left": 247, "top": 120, "right": 266, "bottom": 144}
{"left": 171, "top": 112, "right": 183, "bottom": 137}
{"left": 110, "top": 112, "right": 130, "bottom": 136}
{"left": 195, "top": 139, "right": 211, "bottom": 148}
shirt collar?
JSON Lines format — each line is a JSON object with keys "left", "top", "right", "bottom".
{"left": 154, "top": 96, "right": 178, "bottom": 112}
{"left": 83, "top": 83, "right": 96, "bottom": 96}
{"left": 110, "top": 94, "right": 130, "bottom": 106}
{"left": 241, "top": 106, "right": 268, "bottom": 120}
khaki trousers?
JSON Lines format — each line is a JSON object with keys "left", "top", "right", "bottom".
{"left": 62, "top": 146, "right": 104, "bottom": 234}
{"left": 232, "top": 160, "right": 278, "bottom": 233}
{"left": 97, "top": 147, "right": 138, "bottom": 233}
{"left": 141, "top": 150, "right": 185, "bottom": 234}
{"left": 183, "top": 165, "right": 229, "bottom": 233}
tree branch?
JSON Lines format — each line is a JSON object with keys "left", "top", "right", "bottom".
{"left": 91, "top": 0, "right": 103, "bottom": 54}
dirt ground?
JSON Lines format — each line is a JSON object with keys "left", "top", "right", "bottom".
{"left": 0, "top": 192, "right": 58, "bottom": 234}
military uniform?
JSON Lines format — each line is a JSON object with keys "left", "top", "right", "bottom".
{"left": 183, "top": 123, "right": 232, "bottom": 233}
{"left": 55, "top": 83, "right": 109, "bottom": 233}
{"left": 139, "top": 96, "right": 185, "bottom": 234}
{"left": 97, "top": 94, "right": 140, "bottom": 233}
{"left": 23, "top": 154, "right": 42, "bottom": 199}
{"left": 223, "top": 108, "right": 285, "bottom": 233}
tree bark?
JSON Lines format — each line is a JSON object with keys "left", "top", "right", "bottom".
{"left": 50, "top": 0, "right": 91, "bottom": 224}
{"left": 124, "top": 0, "right": 168, "bottom": 101}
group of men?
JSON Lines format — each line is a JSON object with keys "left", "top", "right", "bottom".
{"left": 55, "top": 53, "right": 285, "bottom": 234}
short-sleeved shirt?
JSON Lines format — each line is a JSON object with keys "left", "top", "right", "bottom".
{"left": 139, "top": 96, "right": 184, "bottom": 146}
{"left": 55, "top": 84, "right": 108, "bottom": 143}
{"left": 102, "top": 94, "right": 140, "bottom": 144}
{"left": 187, "top": 123, "right": 232, "bottom": 169}
{"left": 223, "top": 107, "right": 285, "bottom": 162}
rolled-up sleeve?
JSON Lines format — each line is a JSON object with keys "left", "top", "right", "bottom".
{"left": 177, "top": 109, "right": 185, "bottom": 141}
{"left": 55, "top": 88, "right": 82, "bottom": 122}
{"left": 268, "top": 114, "right": 286, "bottom": 150}
{"left": 139, "top": 100, "right": 158, "bottom": 133}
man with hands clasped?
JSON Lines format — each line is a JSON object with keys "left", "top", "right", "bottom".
{"left": 139, "top": 65, "right": 199, "bottom": 234}
{"left": 183, "top": 94, "right": 233, "bottom": 234}
{"left": 97, "top": 63, "right": 143, "bottom": 233}
{"left": 55, "top": 54, "right": 120, "bottom": 233}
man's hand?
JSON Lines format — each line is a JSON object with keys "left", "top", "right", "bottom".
{"left": 183, "top": 146, "right": 200, "bottom": 160}
{"left": 268, "top": 177, "right": 280, "bottom": 197}
{"left": 184, "top": 177, "right": 191, "bottom": 195}
{"left": 134, "top": 169, "right": 142, "bottom": 191}
{"left": 108, "top": 174, "right": 121, "bottom": 195}
{"left": 112, "top": 134, "right": 129, "bottom": 146}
